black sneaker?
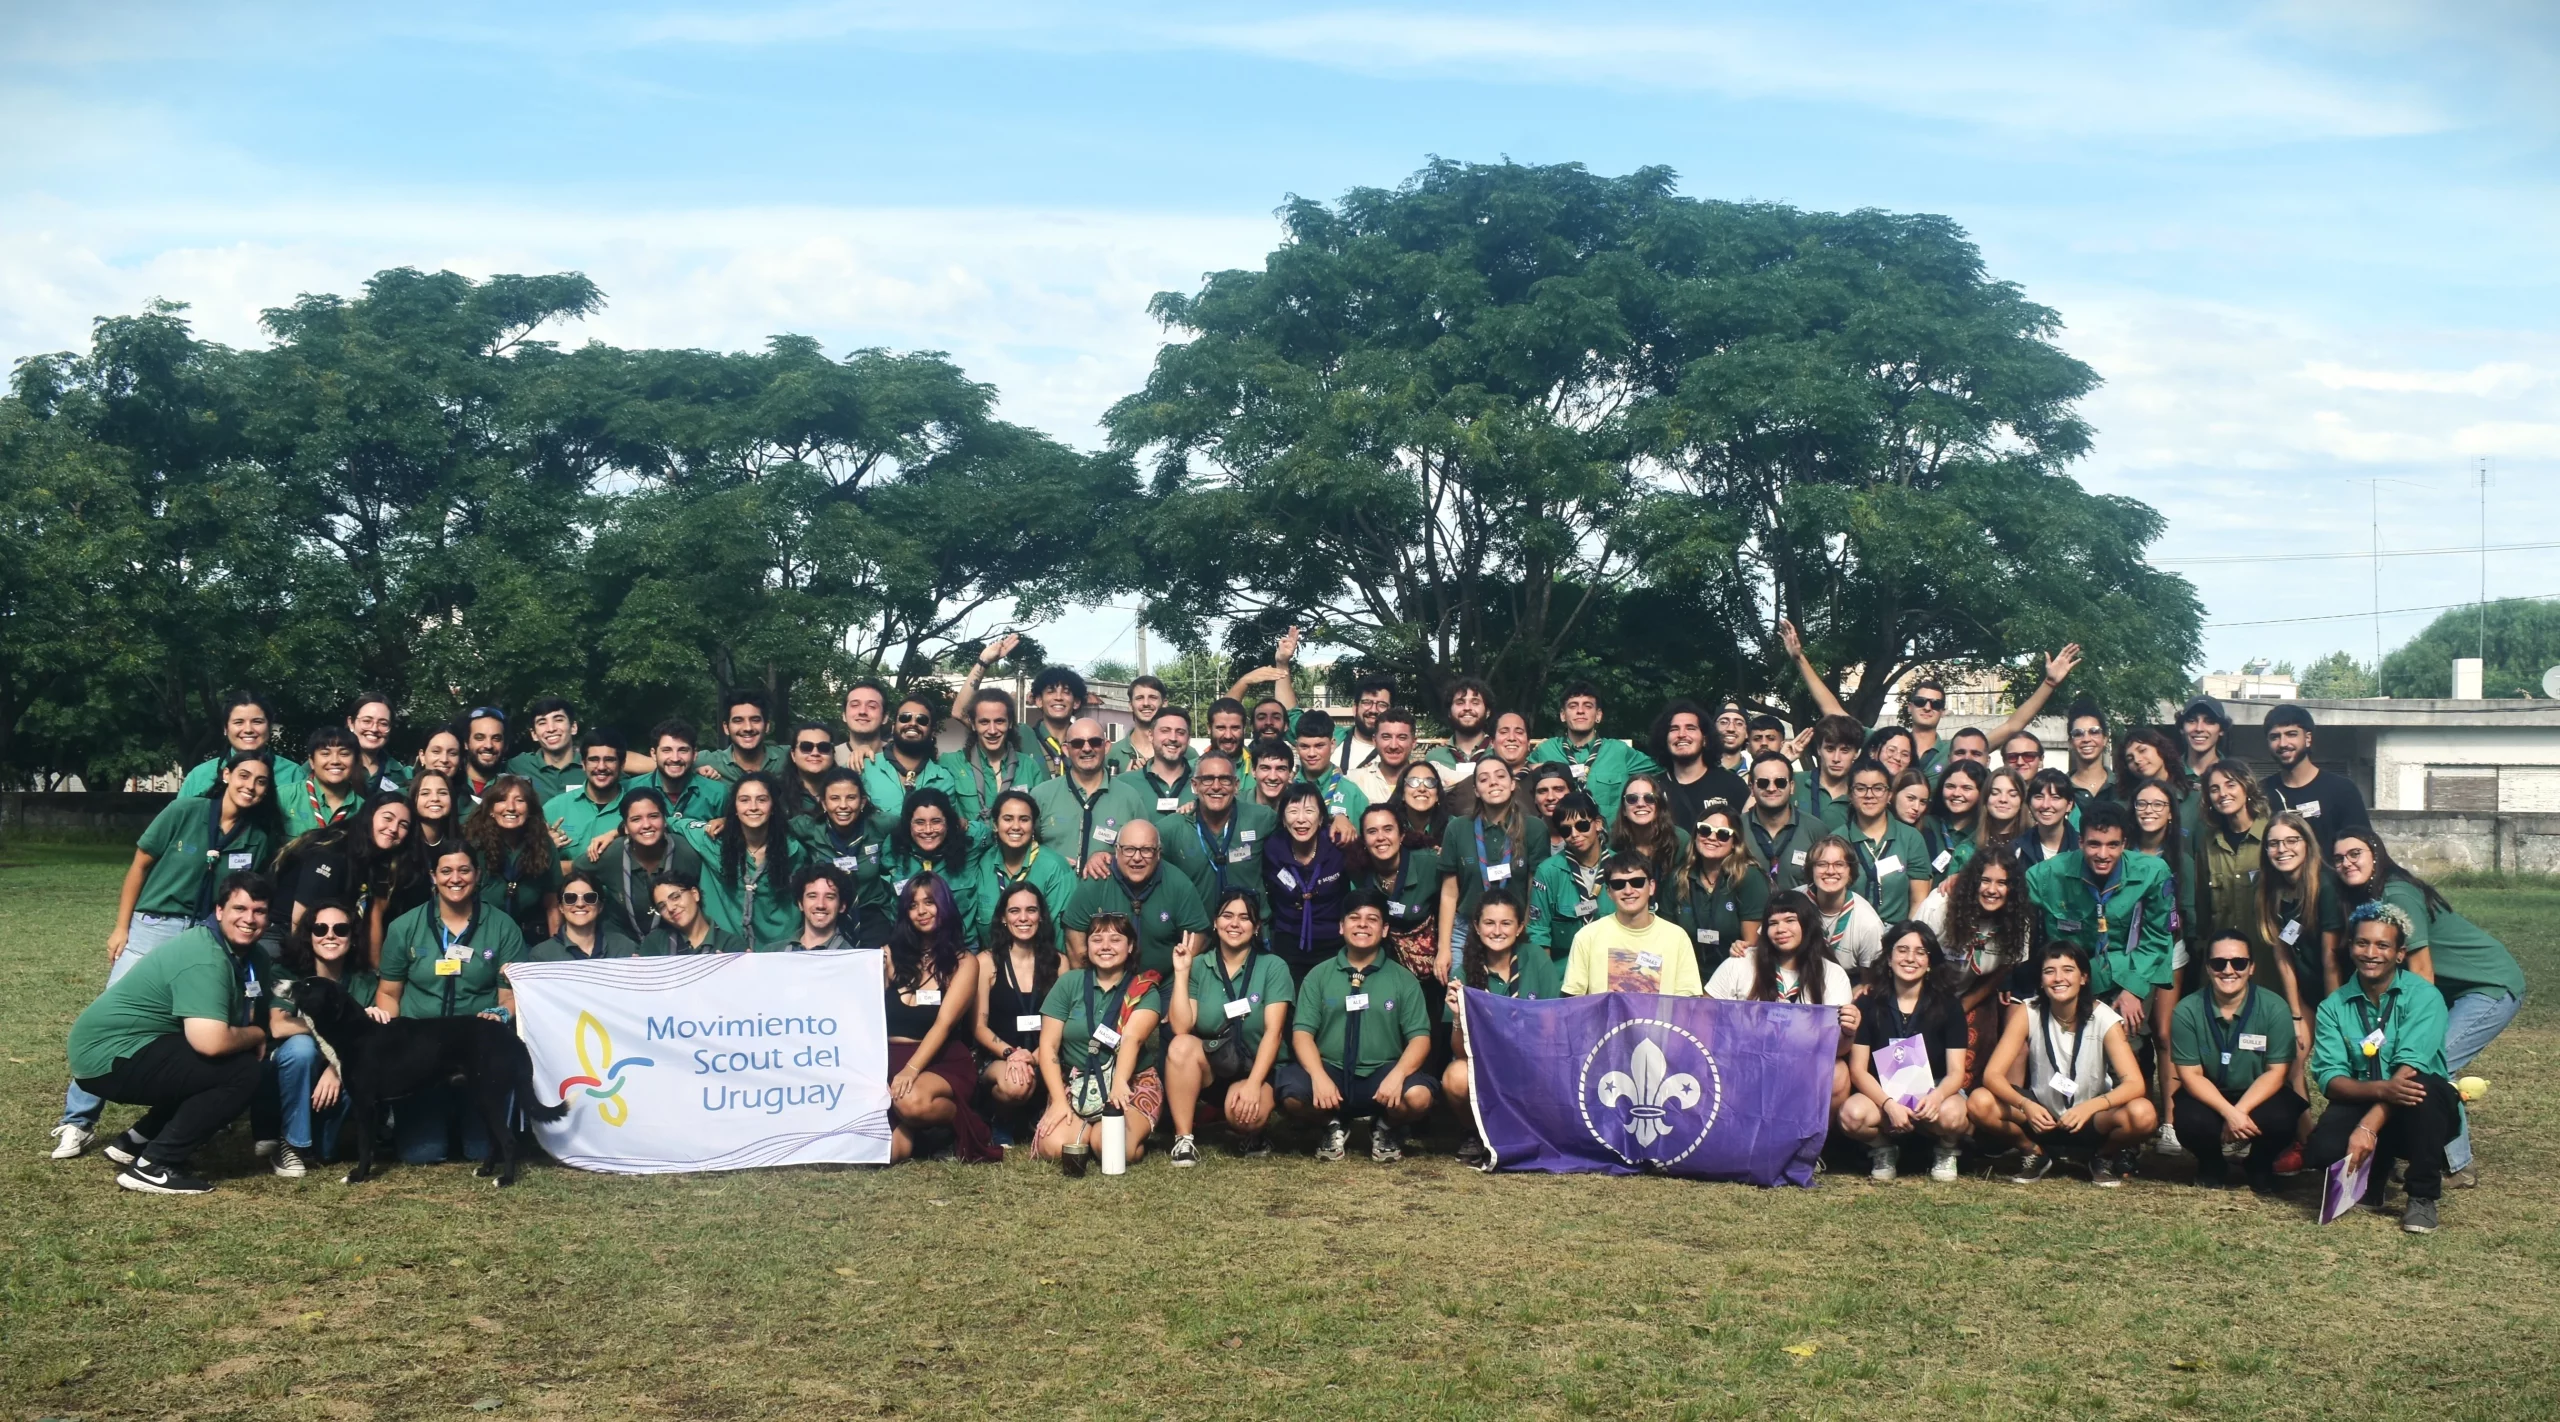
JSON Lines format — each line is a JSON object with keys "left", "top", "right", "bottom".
{"left": 1370, "top": 1121, "right": 1404, "bottom": 1163}
{"left": 2401, "top": 1197, "right": 2440, "bottom": 1234}
{"left": 1455, "top": 1135, "right": 1489, "bottom": 1167}
{"left": 2008, "top": 1151, "right": 2054, "bottom": 1185}
{"left": 100, "top": 1130, "right": 149, "bottom": 1167}
{"left": 1236, "top": 1132, "right": 1271, "bottom": 1158}
{"left": 115, "top": 1158, "right": 212, "bottom": 1195}
{"left": 1168, "top": 1135, "right": 1200, "bottom": 1168}
{"left": 1315, "top": 1118, "right": 1348, "bottom": 1162}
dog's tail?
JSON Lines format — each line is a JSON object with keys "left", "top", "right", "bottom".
{"left": 510, "top": 1033, "right": 572, "bottom": 1122}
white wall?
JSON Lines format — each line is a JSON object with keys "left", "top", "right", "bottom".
{"left": 2373, "top": 727, "right": 2560, "bottom": 811}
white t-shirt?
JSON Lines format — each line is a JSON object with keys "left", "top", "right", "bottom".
{"left": 1705, "top": 954, "right": 1855, "bottom": 1005}
{"left": 2023, "top": 1001, "right": 2124, "bottom": 1114}
{"left": 1817, "top": 893, "right": 1888, "bottom": 973}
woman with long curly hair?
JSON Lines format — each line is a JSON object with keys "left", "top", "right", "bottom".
{"left": 882, "top": 872, "right": 996, "bottom": 1162}
{"left": 460, "top": 773, "right": 558, "bottom": 943}
{"left": 1919, "top": 851, "right": 2036, "bottom": 1089}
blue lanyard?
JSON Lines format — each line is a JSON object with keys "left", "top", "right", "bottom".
{"left": 1193, "top": 812, "right": 1236, "bottom": 892}
{"left": 1473, "top": 819, "right": 1510, "bottom": 883}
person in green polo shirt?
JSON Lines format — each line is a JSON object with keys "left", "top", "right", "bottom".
{"left": 374, "top": 843, "right": 529, "bottom": 1165}
{"left": 963, "top": 788, "right": 1076, "bottom": 947}
{"left": 882, "top": 788, "right": 980, "bottom": 930}
{"left": 344, "top": 692, "right": 408, "bottom": 793}
{"left": 1278, "top": 893, "right": 1436, "bottom": 1163}
{"left": 2332, "top": 826, "right": 2523, "bottom": 1181}
{"left": 1028, "top": 716, "right": 1150, "bottom": 877}
{"left": 503, "top": 696, "right": 584, "bottom": 802}
{"left": 765, "top": 864, "right": 865, "bottom": 953}
{"left": 695, "top": 690, "right": 777, "bottom": 786}
{"left": 861, "top": 693, "right": 961, "bottom": 839}
{"left": 1742, "top": 751, "right": 1824, "bottom": 893}
{"left": 1841, "top": 758, "right": 1934, "bottom": 920}
{"left": 1157, "top": 752, "right": 1276, "bottom": 920}
{"left": 1441, "top": 889, "right": 1559, "bottom": 1164}
{"left": 1435, "top": 756, "right": 1548, "bottom": 979}
{"left": 1667, "top": 800, "right": 1770, "bottom": 975}
{"left": 1163, "top": 888, "right": 1298, "bottom": 1164}
{"left": 629, "top": 717, "right": 728, "bottom": 826}
{"left": 1287, "top": 710, "right": 1367, "bottom": 844}
{"left": 635, "top": 867, "right": 750, "bottom": 955}
{"left": 939, "top": 687, "right": 1049, "bottom": 833}
{"left": 543, "top": 728, "right": 630, "bottom": 876}
{"left": 526, "top": 869, "right": 642, "bottom": 962}
{"left": 788, "top": 767, "right": 891, "bottom": 932}
{"left": 672, "top": 772, "right": 804, "bottom": 948}
{"left": 66, "top": 871, "right": 276, "bottom": 1195}
{"left": 2307, "top": 903, "right": 2463, "bottom": 1233}
{"left": 1109, "top": 704, "right": 1197, "bottom": 828}
{"left": 2168, "top": 930, "right": 2303, "bottom": 1193}
{"left": 1025, "top": 666, "right": 1091, "bottom": 780}
{"left": 1063, "top": 818, "right": 1209, "bottom": 975}
{"left": 462, "top": 775, "right": 561, "bottom": 945}
{"left": 1033, "top": 911, "right": 1166, "bottom": 1172}
{"left": 1104, "top": 676, "right": 1172, "bottom": 774}
{"left": 584, "top": 789, "right": 709, "bottom": 943}
{"left": 176, "top": 692, "right": 309, "bottom": 806}
{"left": 286, "top": 726, "right": 368, "bottom": 839}
{"left": 1525, "top": 681, "right": 1661, "bottom": 822}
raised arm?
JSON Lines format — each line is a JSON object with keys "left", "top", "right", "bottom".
{"left": 1985, "top": 644, "right": 2084, "bottom": 745}
{"left": 1776, "top": 620, "right": 1851, "bottom": 722}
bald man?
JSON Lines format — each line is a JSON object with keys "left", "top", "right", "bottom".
{"left": 1063, "top": 817, "right": 1212, "bottom": 974}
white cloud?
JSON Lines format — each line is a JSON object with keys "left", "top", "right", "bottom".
{"left": 2303, "top": 360, "right": 2547, "bottom": 396}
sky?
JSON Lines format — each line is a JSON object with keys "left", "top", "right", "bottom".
{"left": 6, "top": 0, "right": 2558, "bottom": 687}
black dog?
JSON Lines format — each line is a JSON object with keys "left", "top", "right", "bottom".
{"left": 286, "top": 976, "right": 568, "bottom": 1186}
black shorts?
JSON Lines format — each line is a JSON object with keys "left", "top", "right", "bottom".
{"left": 1274, "top": 1061, "right": 1440, "bottom": 1119}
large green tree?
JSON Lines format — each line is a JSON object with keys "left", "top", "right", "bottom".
{"left": 1111, "top": 159, "right": 2200, "bottom": 722}
{"left": 2380, "top": 599, "right": 2560, "bottom": 698}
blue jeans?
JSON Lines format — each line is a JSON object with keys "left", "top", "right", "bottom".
{"left": 252, "top": 1034, "right": 330, "bottom": 1151}
{"left": 391, "top": 1084, "right": 509, "bottom": 1165}
{"left": 61, "top": 913, "right": 196, "bottom": 1129}
{"left": 2442, "top": 989, "right": 2521, "bottom": 1172}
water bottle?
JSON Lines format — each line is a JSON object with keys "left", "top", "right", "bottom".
{"left": 1099, "top": 1106, "right": 1127, "bottom": 1175}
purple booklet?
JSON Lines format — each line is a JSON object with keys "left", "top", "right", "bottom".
{"left": 2319, "top": 1151, "right": 2374, "bottom": 1224}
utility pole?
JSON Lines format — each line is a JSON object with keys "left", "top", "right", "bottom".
{"left": 1134, "top": 617, "right": 1149, "bottom": 678}
{"left": 2477, "top": 458, "right": 2491, "bottom": 661}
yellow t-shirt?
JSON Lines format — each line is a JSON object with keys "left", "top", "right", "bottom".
{"left": 1562, "top": 914, "right": 1705, "bottom": 997}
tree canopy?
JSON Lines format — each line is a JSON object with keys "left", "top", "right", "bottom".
{"left": 2379, "top": 599, "right": 2560, "bottom": 698}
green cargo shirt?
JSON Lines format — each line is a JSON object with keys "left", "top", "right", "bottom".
{"left": 2023, "top": 850, "right": 2176, "bottom": 1002}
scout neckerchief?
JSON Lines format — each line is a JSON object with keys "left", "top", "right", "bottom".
{"left": 2349, "top": 983, "right": 2399, "bottom": 1082}
{"left": 1566, "top": 855, "right": 1602, "bottom": 925}
{"left": 435, "top": 900, "right": 486, "bottom": 1017}
{"left": 1210, "top": 945, "right": 1260, "bottom": 1030}
{"left": 1820, "top": 897, "right": 1856, "bottom": 960}
{"left": 198, "top": 796, "right": 253, "bottom": 919}
{"left": 1557, "top": 734, "right": 1602, "bottom": 784}
{"left": 965, "top": 743, "right": 1019, "bottom": 818}
{"left": 1078, "top": 966, "right": 1162, "bottom": 1064}
{"left": 1472, "top": 817, "right": 1515, "bottom": 891}
{"left": 1338, "top": 949, "right": 1379, "bottom": 1074}
{"left": 886, "top": 743, "right": 931, "bottom": 791}
{"left": 304, "top": 775, "right": 357, "bottom": 832}
{"left": 2082, "top": 858, "right": 2141, "bottom": 960}
{"left": 2205, "top": 985, "right": 2265, "bottom": 1095}
{"left": 1852, "top": 822, "right": 1895, "bottom": 903}
{"left": 1114, "top": 866, "right": 1162, "bottom": 931}
{"left": 1033, "top": 721, "right": 1070, "bottom": 778}
{"left": 1142, "top": 762, "right": 1191, "bottom": 811}
{"left": 995, "top": 842, "right": 1045, "bottom": 886}
{"left": 621, "top": 837, "right": 673, "bottom": 936}
{"left": 1190, "top": 808, "right": 1239, "bottom": 894}
{"left": 1066, "top": 771, "right": 1112, "bottom": 854}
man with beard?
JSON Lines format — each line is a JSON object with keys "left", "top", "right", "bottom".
{"left": 461, "top": 706, "right": 509, "bottom": 806}
{"left": 544, "top": 729, "right": 630, "bottom": 876}
{"left": 2260, "top": 705, "right": 2368, "bottom": 855}
{"left": 939, "top": 686, "right": 1048, "bottom": 833}
{"left": 1526, "top": 682, "right": 1662, "bottom": 822}
{"left": 861, "top": 693, "right": 960, "bottom": 839}
{"left": 1159, "top": 751, "right": 1275, "bottom": 915}
{"left": 1651, "top": 699, "right": 1751, "bottom": 836}
{"left": 1106, "top": 675, "right": 1173, "bottom": 774}
{"left": 1204, "top": 698, "right": 1252, "bottom": 764}
{"left": 1030, "top": 716, "right": 1150, "bottom": 878}
{"left": 696, "top": 691, "right": 776, "bottom": 786}
{"left": 1349, "top": 706, "right": 1423, "bottom": 809}
{"left": 1113, "top": 705, "right": 1198, "bottom": 828}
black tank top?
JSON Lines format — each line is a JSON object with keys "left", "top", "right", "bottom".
{"left": 985, "top": 947, "right": 1047, "bottom": 1051}
{"left": 884, "top": 961, "right": 950, "bottom": 1041}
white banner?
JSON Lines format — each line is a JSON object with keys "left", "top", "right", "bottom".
{"left": 508, "top": 950, "right": 892, "bottom": 1173}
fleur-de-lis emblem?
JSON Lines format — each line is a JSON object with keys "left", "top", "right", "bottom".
{"left": 1596, "top": 1037, "right": 1702, "bottom": 1147}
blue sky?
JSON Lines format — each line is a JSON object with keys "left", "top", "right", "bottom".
{"left": 7, "top": 1, "right": 2557, "bottom": 685}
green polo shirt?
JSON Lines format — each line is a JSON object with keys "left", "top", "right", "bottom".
{"left": 1041, "top": 968, "right": 1168, "bottom": 1075}
{"left": 1110, "top": 765, "right": 1197, "bottom": 828}
{"left": 543, "top": 782, "right": 630, "bottom": 871}
{"left": 2381, "top": 878, "right": 2525, "bottom": 1003}
{"left": 1293, "top": 953, "right": 1431, "bottom": 1076}
{"left": 1845, "top": 818, "right": 1932, "bottom": 920}
{"left": 1157, "top": 802, "right": 1278, "bottom": 914}
{"left": 1526, "top": 736, "right": 1660, "bottom": 821}
{"left": 883, "top": 840, "right": 980, "bottom": 933}
{"left": 283, "top": 780, "right": 366, "bottom": 840}
{"left": 1526, "top": 853, "right": 1605, "bottom": 963}
{"left": 132, "top": 797, "right": 276, "bottom": 920}
{"left": 179, "top": 753, "right": 308, "bottom": 805}
{"left": 526, "top": 927, "right": 644, "bottom": 962}
{"left": 1668, "top": 862, "right": 1772, "bottom": 970}
{"left": 635, "top": 923, "right": 751, "bottom": 956}
{"left": 936, "top": 745, "right": 1050, "bottom": 830}
{"left": 2023, "top": 850, "right": 2176, "bottom": 1001}
{"left": 1107, "top": 735, "right": 1197, "bottom": 776}
{"left": 2310, "top": 971, "right": 2450, "bottom": 1087}
{"left": 68, "top": 926, "right": 252, "bottom": 1079}
{"left": 789, "top": 818, "right": 893, "bottom": 916}
{"left": 632, "top": 769, "right": 728, "bottom": 825}
{"left": 1297, "top": 768, "right": 1369, "bottom": 825}
{"left": 1185, "top": 949, "right": 1298, "bottom": 1057}
{"left": 475, "top": 847, "right": 562, "bottom": 935}
{"left": 670, "top": 822, "right": 803, "bottom": 947}
{"left": 581, "top": 836, "right": 707, "bottom": 943}
{"left": 694, "top": 744, "right": 779, "bottom": 786}
{"left": 1790, "top": 771, "right": 1855, "bottom": 832}
{"left": 1922, "top": 815, "right": 1977, "bottom": 880}
{"left": 1358, "top": 849, "right": 1443, "bottom": 940}
{"left": 377, "top": 903, "right": 529, "bottom": 1019}
{"left": 1028, "top": 774, "right": 1152, "bottom": 868}
{"left": 1743, "top": 807, "right": 1824, "bottom": 894}
{"left": 2170, "top": 985, "right": 2294, "bottom": 1096}
{"left": 503, "top": 750, "right": 583, "bottom": 803}
{"left": 859, "top": 749, "right": 962, "bottom": 840}
{"left": 963, "top": 843, "right": 1080, "bottom": 945}
{"left": 1438, "top": 814, "right": 1551, "bottom": 924}
{"left": 1062, "top": 870, "right": 1211, "bottom": 977}
{"left": 1472, "top": 947, "right": 1564, "bottom": 1000}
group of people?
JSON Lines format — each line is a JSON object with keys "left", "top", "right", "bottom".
{"left": 54, "top": 625, "right": 2521, "bottom": 1231}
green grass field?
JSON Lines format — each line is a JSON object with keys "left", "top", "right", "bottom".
{"left": 6, "top": 842, "right": 2558, "bottom": 1420}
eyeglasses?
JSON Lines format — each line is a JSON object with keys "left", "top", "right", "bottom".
{"left": 895, "top": 712, "right": 933, "bottom": 727}
{"left": 1066, "top": 737, "right": 1106, "bottom": 750}
{"left": 310, "top": 922, "right": 351, "bottom": 939}
{"left": 1622, "top": 792, "right": 1658, "bottom": 806}
{"left": 561, "top": 891, "right": 600, "bottom": 907}
{"left": 1907, "top": 696, "right": 1945, "bottom": 711}
{"left": 1194, "top": 774, "right": 1238, "bottom": 786}
{"left": 1694, "top": 825, "right": 1737, "bottom": 842}
{"left": 1751, "top": 777, "right": 1790, "bottom": 790}
{"left": 1119, "top": 844, "right": 1158, "bottom": 856}
{"left": 794, "top": 740, "right": 831, "bottom": 753}
{"left": 2208, "top": 957, "right": 2252, "bottom": 973}
{"left": 1605, "top": 876, "right": 1649, "bottom": 891}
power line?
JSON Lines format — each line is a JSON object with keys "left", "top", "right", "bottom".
{"left": 2159, "top": 539, "right": 2560, "bottom": 567}
{"left": 2206, "top": 591, "right": 2560, "bottom": 630}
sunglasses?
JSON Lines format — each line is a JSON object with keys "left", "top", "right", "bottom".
{"left": 895, "top": 712, "right": 933, "bottom": 727}
{"left": 1622, "top": 792, "right": 1659, "bottom": 806}
{"left": 1559, "top": 820, "right": 1596, "bottom": 835}
{"left": 1066, "top": 737, "right": 1106, "bottom": 750}
{"left": 794, "top": 740, "right": 831, "bottom": 753}
{"left": 1693, "top": 825, "right": 1737, "bottom": 842}
{"left": 310, "top": 922, "right": 352, "bottom": 939}
{"left": 1907, "top": 696, "right": 1944, "bottom": 710}
{"left": 562, "top": 891, "right": 600, "bottom": 906}
{"left": 2208, "top": 957, "right": 2252, "bottom": 973}
{"left": 1605, "top": 876, "right": 1649, "bottom": 891}
{"left": 1751, "top": 777, "right": 1790, "bottom": 790}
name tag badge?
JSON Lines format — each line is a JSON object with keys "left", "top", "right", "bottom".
{"left": 1573, "top": 898, "right": 1598, "bottom": 916}
{"left": 1484, "top": 863, "right": 1511, "bottom": 883}
{"left": 1636, "top": 952, "right": 1661, "bottom": 971}
{"left": 1093, "top": 1023, "right": 1123, "bottom": 1048}
{"left": 1223, "top": 997, "right": 1253, "bottom": 1020}
{"left": 2057, "top": 920, "right": 2082, "bottom": 934}
{"left": 2361, "top": 1028, "right": 2386, "bottom": 1057}
{"left": 1015, "top": 1014, "right": 1043, "bottom": 1034}
{"left": 2238, "top": 1033, "right": 2269, "bottom": 1051}
{"left": 434, "top": 958, "right": 463, "bottom": 977}
{"left": 2279, "top": 920, "right": 2302, "bottom": 945}
{"left": 1388, "top": 901, "right": 1411, "bottom": 917}
{"left": 913, "top": 988, "right": 942, "bottom": 1006}
{"left": 1932, "top": 850, "right": 1952, "bottom": 873}
{"left": 228, "top": 852, "right": 255, "bottom": 871}
{"left": 1569, "top": 762, "right": 1589, "bottom": 780}
{"left": 1156, "top": 797, "right": 1178, "bottom": 813}
{"left": 243, "top": 977, "right": 263, "bottom": 998}
{"left": 2297, "top": 800, "right": 2321, "bottom": 818}
{"left": 1228, "top": 846, "right": 1252, "bottom": 864}
{"left": 1696, "top": 927, "right": 1720, "bottom": 945}
{"left": 834, "top": 855, "right": 859, "bottom": 872}
{"left": 1276, "top": 868, "right": 1298, "bottom": 889}
{"left": 442, "top": 943, "right": 473, "bottom": 961}
{"left": 2049, "top": 1076, "right": 2078, "bottom": 1098}
{"left": 1345, "top": 992, "right": 1371, "bottom": 1011}
{"left": 1874, "top": 854, "right": 1903, "bottom": 877}
{"left": 1240, "top": 829, "right": 1258, "bottom": 842}
{"left": 1093, "top": 826, "right": 1118, "bottom": 845}
{"left": 1790, "top": 851, "right": 1806, "bottom": 867}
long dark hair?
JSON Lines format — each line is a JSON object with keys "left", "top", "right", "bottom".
{"left": 1467, "top": 755, "right": 1531, "bottom": 859}
{"left": 1208, "top": 886, "right": 1265, "bottom": 955}
{"left": 462, "top": 773, "right": 552, "bottom": 883}
{"left": 2111, "top": 726, "right": 2192, "bottom": 805}
{"left": 1942, "top": 853, "right": 2030, "bottom": 980}
{"left": 2330, "top": 824, "right": 2452, "bottom": 917}
{"left": 892, "top": 787, "right": 966, "bottom": 863}
{"left": 280, "top": 790, "right": 411, "bottom": 916}
{"left": 282, "top": 898, "right": 361, "bottom": 980}
{"left": 1754, "top": 889, "right": 1835, "bottom": 1004}
{"left": 713, "top": 771, "right": 799, "bottom": 890}
{"left": 1931, "top": 760, "right": 1989, "bottom": 839}
{"left": 887, "top": 872, "right": 965, "bottom": 991}
{"left": 1865, "top": 920, "right": 1961, "bottom": 1006}
{"left": 1463, "top": 888, "right": 1527, "bottom": 990}
{"left": 1393, "top": 762, "right": 1449, "bottom": 851}
{"left": 406, "top": 769, "right": 462, "bottom": 845}
{"left": 987, "top": 882, "right": 1062, "bottom": 999}
{"left": 1609, "top": 772, "right": 1686, "bottom": 886}
{"left": 202, "top": 747, "right": 288, "bottom": 842}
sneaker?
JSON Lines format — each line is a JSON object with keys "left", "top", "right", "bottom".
{"left": 48, "top": 1123, "right": 94, "bottom": 1160}
{"left": 1868, "top": 1143, "right": 1898, "bottom": 1181}
{"left": 1930, "top": 1143, "right": 1961, "bottom": 1182}
{"left": 1168, "top": 1135, "right": 1200, "bottom": 1168}
{"left": 1315, "top": 1118, "right": 1348, "bottom": 1162}
{"left": 2008, "top": 1151, "right": 2054, "bottom": 1185}
{"left": 1455, "top": 1135, "right": 1489, "bottom": 1167}
{"left": 100, "top": 1130, "right": 148, "bottom": 1167}
{"left": 2445, "top": 1167, "right": 2480, "bottom": 1190}
{"left": 1370, "top": 1122, "right": 1404, "bottom": 1163}
{"left": 270, "top": 1144, "right": 309, "bottom": 1179}
{"left": 2090, "top": 1154, "right": 2123, "bottom": 1188}
{"left": 2154, "top": 1123, "right": 2184, "bottom": 1157}
{"left": 2401, "top": 1197, "right": 2440, "bottom": 1234}
{"left": 115, "top": 1159, "right": 212, "bottom": 1195}
{"left": 253, "top": 1138, "right": 278, "bottom": 1160}
{"left": 2271, "top": 1143, "right": 2305, "bottom": 1178}
{"left": 1237, "top": 1133, "right": 1271, "bottom": 1159}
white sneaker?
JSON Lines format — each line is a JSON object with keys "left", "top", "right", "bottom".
{"left": 253, "top": 1139, "right": 279, "bottom": 1160}
{"left": 1930, "top": 1143, "right": 1962, "bottom": 1182}
{"left": 270, "top": 1144, "right": 309, "bottom": 1179}
{"left": 48, "top": 1123, "right": 94, "bottom": 1160}
{"left": 2154, "top": 1123, "right": 2184, "bottom": 1157}
{"left": 1868, "top": 1142, "right": 1898, "bottom": 1181}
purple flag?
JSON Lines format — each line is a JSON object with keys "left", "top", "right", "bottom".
{"left": 1463, "top": 990, "right": 1836, "bottom": 1187}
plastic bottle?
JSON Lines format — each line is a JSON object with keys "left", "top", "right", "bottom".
{"left": 1100, "top": 1106, "right": 1127, "bottom": 1175}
